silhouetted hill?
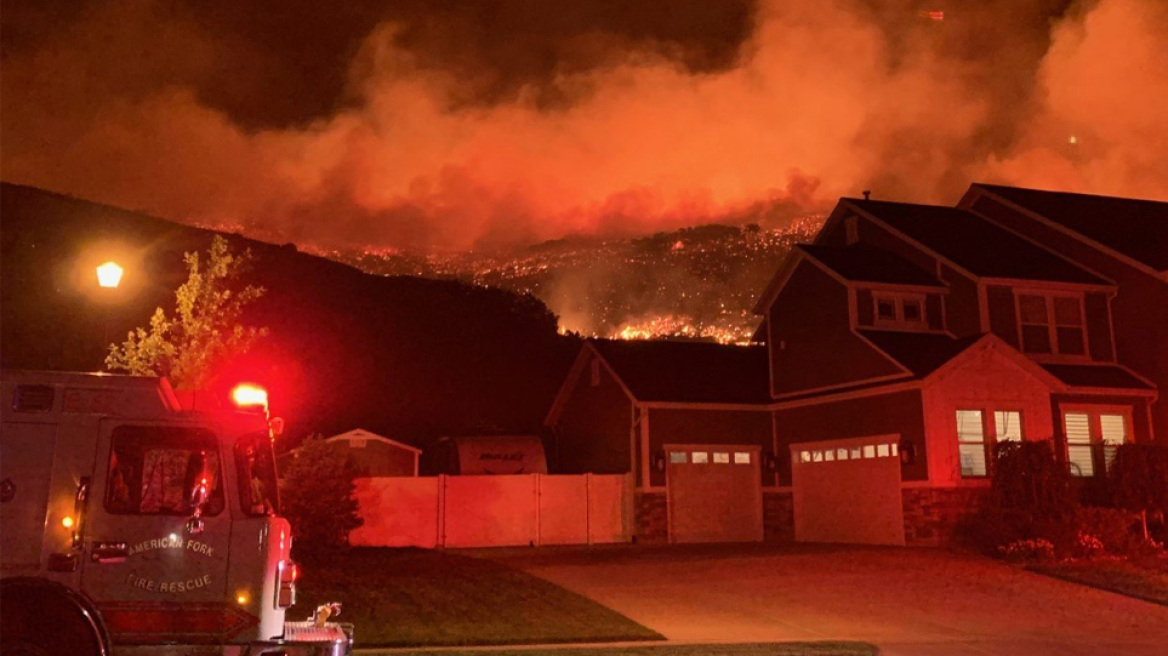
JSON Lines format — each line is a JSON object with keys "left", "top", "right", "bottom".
{"left": 1, "top": 183, "right": 578, "bottom": 446}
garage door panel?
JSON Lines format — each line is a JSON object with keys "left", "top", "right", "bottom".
{"left": 667, "top": 446, "right": 762, "bottom": 544}
{"left": 792, "top": 437, "right": 905, "bottom": 546}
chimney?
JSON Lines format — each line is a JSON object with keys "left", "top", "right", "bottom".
{"left": 862, "top": 190, "right": 871, "bottom": 200}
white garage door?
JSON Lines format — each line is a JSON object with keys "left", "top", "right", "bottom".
{"left": 666, "top": 444, "right": 763, "bottom": 544}
{"left": 790, "top": 435, "right": 905, "bottom": 546}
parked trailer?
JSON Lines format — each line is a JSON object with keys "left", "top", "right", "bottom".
{"left": 0, "top": 371, "right": 352, "bottom": 655}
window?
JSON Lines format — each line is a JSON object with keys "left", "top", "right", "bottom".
{"left": 713, "top": 452, "right": 730, "bottom": 464}
{"left": 957, "top": 410, "right": 987, "bottom": 476}
{"left": 1018, "top": 293, "right": 1085, "bottom": 356}
{"left": 350, "top": 438, "right": 367, "bottom": 448}
{"left": 957, "top": 409, "right": 1024, "bottom": 477}
{"left": 105, "top": 426, "right": 224, "bottom": 515}
{"left": 236, "top": 432, "right": 279, "bottom": 516}
{"left": 669, "top": 451, "right": 687, "bottom": 464}
{"left": 1063, "top": 409, "right": 1130, "bottom": 477}
{"left": 734, "top": 452, "right": 751, "bottom": 464}
{"left": 873, "top": 293, "right": 928, "bottom": 330}
{"left": 691, "top": 452, "right": 709, "bottom": 464}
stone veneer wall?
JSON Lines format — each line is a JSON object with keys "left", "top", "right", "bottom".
{"left": 763, "top": 490, "right": 794, "bottom": 542}
{"left": 634, "top": 491, "right": 668, "bottom": 543}
{"left": 902, "top": 486, "right": 988, "bottom": 546}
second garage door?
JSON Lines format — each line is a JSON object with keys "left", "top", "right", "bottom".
{"left": 666, "top": 444, "right": 762, "bottom": 543}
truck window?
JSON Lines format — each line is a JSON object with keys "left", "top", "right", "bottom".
{"left": 105, "top": 426, "right": 225, "bottom": 516}
{"left": 235, "top": 433, "right": 279, "bottom": 516}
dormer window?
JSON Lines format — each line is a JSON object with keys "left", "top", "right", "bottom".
{"left": 873, "top": 292, "right": 928, "bottom": 330}
{"left": 1017, "top": 292, "right": 1086, "bottom": 356}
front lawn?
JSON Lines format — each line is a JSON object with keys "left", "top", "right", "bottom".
{"left": 365, "top": 642, "right": 877, "bottom": 656}
{"left": 1030, "top": 554, "right": 1168, "bottom": 606}
{"left": 294, "top": 548, "right": 663, "bottom": 647}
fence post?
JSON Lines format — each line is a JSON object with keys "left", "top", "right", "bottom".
{"left": 437, "top": 474, "right": 446, "bottom": 548}
{"left": 586, "top": 473, "right": 593, "bottom": 545}
{"left": 534, "top": 473, "right": 541, "bottom": 547}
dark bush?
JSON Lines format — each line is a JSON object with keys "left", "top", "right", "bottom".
{"left": 280, "top": 435, "right": 363, "bottom": 551}
{"left": 1106, "top": 444, "right": 1168, "bottom": 542}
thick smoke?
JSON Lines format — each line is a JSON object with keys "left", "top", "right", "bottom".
{"left": 2, "top": 0, "right": 1165, "bottom": 252}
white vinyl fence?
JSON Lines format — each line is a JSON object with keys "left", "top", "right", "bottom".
{"left": 349, "top": 473, "right": 632, "bottom": 548}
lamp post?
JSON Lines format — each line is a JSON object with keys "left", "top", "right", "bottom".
{"left": 96, "top": 261, "right": 123, "bottom": 347}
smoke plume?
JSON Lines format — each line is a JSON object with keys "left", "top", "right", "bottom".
{"left": 2, "top": 0, "right": 1165, "bottom": 252}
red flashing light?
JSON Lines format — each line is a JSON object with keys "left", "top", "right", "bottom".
{"left": 231, "top": 383, "right": 268, "bottom": 410}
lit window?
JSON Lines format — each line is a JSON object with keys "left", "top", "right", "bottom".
{"left": 862, "top": 445, "right": 876, "bottom": 459}
{"left": 812, "top": 451, "right": 824, "bottom": 462}
{"left": 669, "top": 451, "right": 687, "bottom": 464}
{"left": 800, "top": 451, "right": 811, "bottom": 463}
{"left": 957, "top": 409, "right": 987, "bottom": 477}
{"left": 1063, "top": 409, "right": 1131, "bottom": 477}
{"left": 824, "top": 450, "right": 835, "bottom": 462}
{"left": 994, "top": 411, "right": 1023, "bottom": 442}
{"left": 837, "top": 448, "right": 849, "bottom": 461}
{"left": 850, "top": 447, "right": 861, "bottom": 460}
{"left": 876, "top": 444, "right": 890, "bottom": 458}
{"left": 734, "top": 452, "right": 750, "bottom": 464}
{"left": 713, "top": 452, "right": 730, "bottom": 464}
{"left": 1019, "top": 293, "right": 1085, "bottom": 356}
{"left": 692, "top": 452, "right": 709, "bottom": 464}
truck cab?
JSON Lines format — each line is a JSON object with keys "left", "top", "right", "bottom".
{"left": 0, "top": 371, "right": 352, "bottom": 655}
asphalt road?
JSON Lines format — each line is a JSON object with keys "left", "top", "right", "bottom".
{"left": 483, "top": 543, "right": 1168, "bottom": 656}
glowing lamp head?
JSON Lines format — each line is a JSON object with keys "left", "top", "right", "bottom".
{"left": 231, "top": 384, "right": 268, "bottom": 411}
{"left": 96, "top": 261, "right": 124, "bottom": 288}
{"left": 235, "top": 591, "right": 250, "bottom": 606}
{"left": 61, "top": 516, "right": 75, "bottom": 529}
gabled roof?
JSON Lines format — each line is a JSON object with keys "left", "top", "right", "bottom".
{"left": 798, "top": 244, "right": 945, "bottom": 288}
{"left": 972, "top": 184, "right": 1168, "bottom": 272}
{"left": 325, "top": 428, "right": 422, "bottom": 453}
{"left": 589, "top": 338, "right": 771, "bottom": 405}
{"left": 1040, "top": 364, "right": 1155, "bottom": 392}
{"left": 846, "top": 199, "right": 1109, "bottom": 285}
{"left": 857, "top": 330, "right": 982, "bottom": 377}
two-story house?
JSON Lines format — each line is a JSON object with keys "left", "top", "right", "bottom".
{"left": 548, "top": 183, "right": 1164, "bottom": 547}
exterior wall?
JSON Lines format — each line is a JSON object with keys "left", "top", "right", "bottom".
{"left": 551, "top": 355, "right": 634, "bottom": 477}
{"left": 763, "top": 490, "right": 794, "bottom": 542}
{"left": 1084, "top": 291, "right": 1115, "bottom": 361}
{"left": 768, "top": 260, "right": 904, "bottom": 395}
{"left": 940, "top": 264, "right": 982, "bottom": 337}
{"left": 645, "top": 407, "right": 774, "bottom": 488}
{"left": 986, "top": 285, "right": 1020, "bottom": 348}
{"left": 635, "top": 490, "right": 668, "bottom": 543}
{"left": 902, "top": 486, "right": 989, "bottom": 546}
{"left": 969, "top": 195, "right": 1167, "bottom": 440}
{"left": 774, "top": 390, "right": 928, "bottom": 483}
{"left": 920, "top": 343, "right": 1056, "bottom": 486}
{"left": 925, "top": 294, "right": 945, "bottom": 330}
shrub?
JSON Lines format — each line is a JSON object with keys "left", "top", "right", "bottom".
{"left": 1074, "top": 506, "right": 1142, "bottom": 556}
{"left": 280, "top": 435, "right": 363, "bottom": 550}
{"left": 998, "top": 538, "right": 1055, "bottom": 563}
{"left": 1106, "top": 444, "right": 1168, "bottom": 542}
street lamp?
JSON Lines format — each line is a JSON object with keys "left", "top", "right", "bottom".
{"left": 96, "top": 261, "right": 124, "bottom": 348}
{"left": 96, "top": 261, "right": 124, "bottom": 289}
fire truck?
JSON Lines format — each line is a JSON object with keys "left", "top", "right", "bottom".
{"left": 0, "top": 370, "right": 353, "bottom": 655}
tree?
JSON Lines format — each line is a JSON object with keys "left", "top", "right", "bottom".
{"left": 106, "top": 235, "right": 268, "bottom": 389}
{"left": 279, "top": 435, "right": 363, "bottom": 549}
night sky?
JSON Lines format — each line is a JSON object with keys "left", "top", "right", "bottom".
{"left": 2, "top": 0, "right": 1165, "bottom": 251}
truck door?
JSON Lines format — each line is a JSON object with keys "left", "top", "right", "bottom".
{"left": 80, "top": 422, "right": 251, "bottom": 645}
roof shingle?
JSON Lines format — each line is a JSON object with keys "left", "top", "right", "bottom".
{"left": 848, "top": 199, "right": 1109, "bottom": 285}
{"left": 798, "top": 244, "right": 945, "bottom": 287}
{"left": 590, "top": 339, "right": 771, "bottom": 404}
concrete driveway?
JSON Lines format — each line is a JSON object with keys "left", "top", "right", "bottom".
{"left": 483, "top": 544, "right": 1168, "bottom": 656}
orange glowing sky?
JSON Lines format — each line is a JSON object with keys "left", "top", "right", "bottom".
{"left": 2, "top": 0, "right": 1166, "bottom": 252}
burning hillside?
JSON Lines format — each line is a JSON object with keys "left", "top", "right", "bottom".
{"left": 329, "top": 214, "right": 824, "bottom": 343}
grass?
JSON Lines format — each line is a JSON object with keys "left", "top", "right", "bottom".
{"left": 362, "top": 642, "right": 877, "bottom": 656}
{"left": 1029, "top": 554, "right": 1168, "bottom": 606}
{"left": 294, "top": 547, "right": 663, "bottom": 647}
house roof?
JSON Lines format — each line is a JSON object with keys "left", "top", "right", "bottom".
{"left": 857, "top": 330, "right": 982, "bottom": 377}
{"left": 590, "top": 338, "right": 771, "bottom": 404}
{"left": 847, "top": 199, "right": 1109, "bottom": 285}
{"left": 1040, "top": 364, "right": 1155, "bottom": 391}
{"left": 975, "top": 184, "right": 1168, "bottom": 272}
{"left": 798, "top": 244, "right": 945, "bottom": 287}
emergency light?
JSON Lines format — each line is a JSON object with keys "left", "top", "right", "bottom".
{"left": 232, "top": 383, "right": 268, "bottom": 410}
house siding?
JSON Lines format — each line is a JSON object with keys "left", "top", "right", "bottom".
{"left": 986, "top": 285, "right": 1019, "bottom": 348}
{"left": 969, "top": 194, "right": 1167, "bottom": 440}
{"left": 941, "top": 264, "right": 981, "bottom": 337}
{"left": 551, "top": 355, "right": 634, "bottom": 477}
{"left": 768, "top": 260, "right": 904, "bottom": 395}
{"left": 1084, "top": 292, "right": 1114, "bottom": 361}
{"left": 774, "top": 390, "right": 928, "bottom": 484}
{"left": 645, "top": 407, "right": 773, "bottom": 488}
